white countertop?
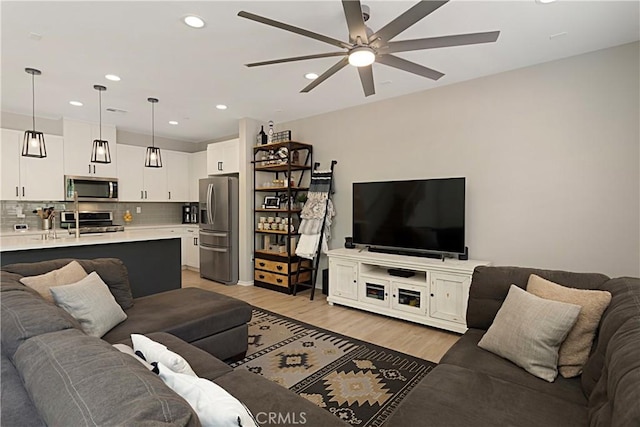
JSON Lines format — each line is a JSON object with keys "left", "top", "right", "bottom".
{"left": 0, "top": 225, "right": 195, "bottom": 252}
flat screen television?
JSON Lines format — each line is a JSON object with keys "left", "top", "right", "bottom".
{"left": 353, "top": 177, "right": 466, "bottom": 256}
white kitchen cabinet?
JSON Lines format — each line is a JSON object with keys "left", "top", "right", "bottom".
{"left": 0, "top": 128, "right": 64, "bottom": 201}
{"left": 166, "top": 151, "right": 189, "bottom": 202}
{"left": 189, "top": 150, "right": 207, "bottom": 202}
{"left": 116, "top": 144, "right": 145, "bottom": 201}
{"left": 117, "top": 144, "right": 188, "bottom": 202}
{"left": 207, "top": 139, "right": 239, "bottom": 175}
{"left": 184, "top": 226, "right": 200, "bottom": 269}
{"left": 63, "top": 118, "right": 117, "bottom": 178}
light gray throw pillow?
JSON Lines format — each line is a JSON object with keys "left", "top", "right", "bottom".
{"left": 478, "top": 285, "right": 581, "bottom": 382}
{"left": 51, "top": 271, "right": 127, "bottom": 337}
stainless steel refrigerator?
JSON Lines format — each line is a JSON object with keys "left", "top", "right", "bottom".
{"left": 199, "top": 176, "right": 239, "bottom": 284}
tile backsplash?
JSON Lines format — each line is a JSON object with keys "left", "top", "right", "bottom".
{"left": 1, "top": 200, "right": 185, "bottom": 232}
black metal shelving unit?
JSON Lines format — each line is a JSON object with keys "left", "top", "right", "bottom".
{"left": 252, "top": 140, "right": 313, "bottom": 294}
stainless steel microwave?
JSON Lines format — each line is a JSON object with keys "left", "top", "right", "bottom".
{"left": 64, "top": 176, "right": 118, "bottom": 201}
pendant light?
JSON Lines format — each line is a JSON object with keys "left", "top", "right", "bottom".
{"left": 90, "top": 85, "right": 111, "bottom": 163}
{"left": 145, "top": 97, "right": 162, "bottom": 168}
{"left": 22, "top": 68, "right": 47, "bottom": 158}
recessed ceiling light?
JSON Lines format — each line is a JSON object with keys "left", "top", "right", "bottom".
{"left": 105, "top": 74, "right": 121, "bottom": 81}
{"left": 169, "top": 120, "right": 179, "bottom": 125}
{"left": 216, "top": 104, "right": 228, "bottom": 110}
{"left": 536, "top": 0, "right": 557, "bottom": 4}
{"left": 184, "top": 15, "right": 205, "bottom": 28}
{"left": 304, "top": 73, "right": 319, "bottom": 80}
{"left": 69, "top": 101, "right": 83, "bottom": 106}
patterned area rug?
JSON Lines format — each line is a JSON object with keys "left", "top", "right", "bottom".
{"left": 230, "top": 309, "right": 437, "bottom": 426}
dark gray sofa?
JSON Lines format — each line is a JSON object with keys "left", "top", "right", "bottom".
{"left": 386, "top": 266, "right": 640, "bottom": 427}
{"left": 2, "top": 258, "right": 252, "bottom": 361}
{"left": 0, "top": 258, "right": 347, "bottom": 427}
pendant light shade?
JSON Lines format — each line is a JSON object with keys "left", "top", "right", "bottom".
{"left": 22, "top": 68, "right": 47, "bottom": 158}
{"left": 90, "top": 85, "right": 111, "bottom": 163}
{"left": 145, "top": 97, "right": 162, "bottom": 168}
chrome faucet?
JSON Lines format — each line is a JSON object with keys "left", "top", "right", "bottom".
{"left": 74, "top": 191, "right": 80, "bottom": 238}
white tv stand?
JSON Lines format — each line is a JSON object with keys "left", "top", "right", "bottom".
{"left": 327, "top": 248, "right": 490, "bottom": 334}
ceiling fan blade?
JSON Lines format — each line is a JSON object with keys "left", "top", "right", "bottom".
{"left": 238, "top": 11, "right": 351, "bottom": 50}
{"left": 371, "top": 0, "right": 448, "bottom": 45}
{"left": 357, "top": 65, "right": 375, "bottom": 97}
{"left": 342, "top": 0, "right": 368, "bottom": 44}
{"left": 377, "top": 54, "right": 444, "bottom": 81}
{"left": 246, "top": 52, "right": 347, "bottom": 67}
{"left": 301, "top": 57, "right": 349, "bottom": 93}
{"left": 380, "top": 31, "right": 500, "bottom": 54}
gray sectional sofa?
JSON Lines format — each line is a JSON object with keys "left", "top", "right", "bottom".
{"left": 0, "top": 258, "right": 347, "bottom": 427}
{"left": 2, "top": 258, "right": 638, "bottom": 426}
{"left": 386, "top": 266, "right": 640, "bottom": 427}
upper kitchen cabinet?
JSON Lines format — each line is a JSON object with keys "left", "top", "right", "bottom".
{"left": 63, "top": 118, "right": 118, "bottom": 178}
{"left": 165, "top": 151, "right": 189, "bottom": 202}
{"left": 189, "top": 150, "right": 207, "bottom": 202}
{"left": 117, "top": 144, "right": 187, "bottom": 202}
{"left": 207, "top": 138, "right": 239, "bottom": 175}
{"left": 0, "top": 128, "right": 65, "bottom": 201}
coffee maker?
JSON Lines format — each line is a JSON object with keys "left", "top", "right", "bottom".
{"left": 182, "top": 204, "right": 198, "bottom": 224}
{"left": 182, "top": 205, "right": 192, "bottom": 224}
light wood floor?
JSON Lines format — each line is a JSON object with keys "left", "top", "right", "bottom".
{"left": 182, "top": 270, "right": 460, "bottom": 363}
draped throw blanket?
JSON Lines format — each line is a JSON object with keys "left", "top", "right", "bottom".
{"left": 295, "top": 170, "right": 335, "bottom": 260}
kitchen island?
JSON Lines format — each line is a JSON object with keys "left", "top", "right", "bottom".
{"left": 0, "top": 228, "right": 184, "bottom": 297}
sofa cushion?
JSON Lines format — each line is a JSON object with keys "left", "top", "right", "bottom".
{"left": 1, "top": 354, "right": 45, "bottom": 427}
{"left": 51, "top": 271, "right": 128, "bottom": 337}
{"left": 119, "top": 332, "right": 233, "bottom": 381}
{"left": 3, "top": 258, "right": 134, "bottom": 309}
{"left": 527, "top": 274, "right": 612, "bottom": 378}
{"left": 19, "top": 260, "right": 87, "bottom": 302}
{"left": 466, "top": 266, "right": 609, "bottom": 330}
{"left": 582, "top": 277, "right": 640, "bottom": 397}
{"left": 440, "top": 329, "right": 588, "bottom": 405}
{"left": 102, "top": 287, "right": 252, "bottom": 345}
{"left": 587, "top": 316, "right": 640, "bottom": 426}
{"left": 478, "top": 285, "right": 581, "bottom": 382}
{"left": 157, "top": 362, "right": 257, "bottom": 427}
{"left": 13, "top": 328, "right": 199, "bottom": 427}
{"left": 1, "top": 285, "right": 80, "bottom": 359}
{"left": 132, "top": 333, "right": 196, "bottom": 376}
{"left": 385, "top": 364, "right": 588, "bottom": 427}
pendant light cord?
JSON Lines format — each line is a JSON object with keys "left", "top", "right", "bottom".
{"left": 98, "top": 89, "right": 102, "bottom": 140}
{"left": 151, "top": 102, "right": 155, "bottom": 148}
{"left": 31, "top": 73, "right": 36, "bottom": 131}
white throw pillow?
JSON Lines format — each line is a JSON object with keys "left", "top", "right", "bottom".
{"left": 478, "top": 285, "right": 581, "bottom": 382}
{"left": 112, "top": 344, "right": 155, "bottom": 371}
{"left": 157, "top": 362, "right": 257, "bottom": 427}
{"left": 20, "top": 260, "right": 88, "bottom": 302}
{"left": 50, "top": 272, "right": 127, "bottom": 337}
{"left": 131, "top": 334, "right": 196, "bottom": 377}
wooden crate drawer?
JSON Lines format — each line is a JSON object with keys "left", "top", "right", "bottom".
{"left": 255, "top": 258, "right": 310, "bottom": 274}
{"left": 254, "top": 270, "right": 311, "bottom": 288}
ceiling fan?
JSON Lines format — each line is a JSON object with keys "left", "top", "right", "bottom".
{"left": 238, "top": 0, "right": 500, "bottom": 97}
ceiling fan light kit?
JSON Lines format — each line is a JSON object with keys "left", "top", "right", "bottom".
{"left": 22, "top": 67, "right": 47, "bottom": 158}
{"left": 145, "top": 97, "right": 162, "bottom": 168}
{"left": 90, "top": 84, "right": 112, "bottom": 164}
{"left": 238, "top": 0, "right": 500, "bottom": 97}
{"left": 348, "top": 46, "right": 376, "bottom": 67}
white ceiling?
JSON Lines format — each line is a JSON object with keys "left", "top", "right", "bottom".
{"left": 2, "top": 1, "right": 638, "bottom": 143}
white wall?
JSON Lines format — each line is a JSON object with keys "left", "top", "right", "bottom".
{"left": 279, "top": 42, "right": 639, "bottom": 278}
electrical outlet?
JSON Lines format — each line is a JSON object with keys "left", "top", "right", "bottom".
{"left": 136, "top": 206, "right": 141, "bottom": 214}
